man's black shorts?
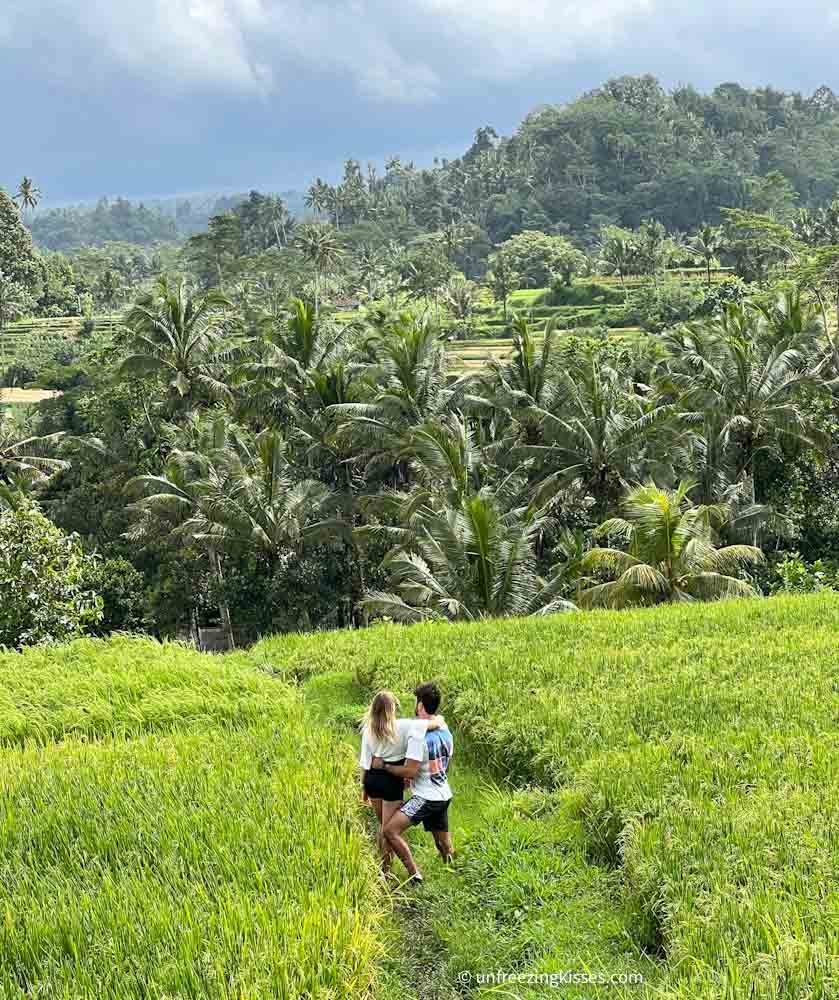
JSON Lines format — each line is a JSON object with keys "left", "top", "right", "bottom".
{"left": 400, "top": 795, "right": 451, "bottom": 832}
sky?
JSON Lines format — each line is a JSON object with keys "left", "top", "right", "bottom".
{"left": 3, "top": 0, "right": 839, "bottom": 204}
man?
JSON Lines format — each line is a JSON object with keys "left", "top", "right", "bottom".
{"left": 374, "top": 682, "right": 453, "bottom": 883}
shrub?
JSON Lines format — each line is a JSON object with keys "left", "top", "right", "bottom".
{"left": 83, "top": 556, "right": 149, "bottom": 634}
{"left": 547, "top": 279, "right": 625, "bottom": 307}
{"left": 770, "top": 551, "right": 839, "bottom": 593}
{"left": 628, "top": 278, "right": 705, "bottom": 332}
{"left": 0, "top": 504, "right": 102, "bottom": 648}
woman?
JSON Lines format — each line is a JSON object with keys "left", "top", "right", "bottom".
{"left": 359, "top": 690, "right": 438, "bottom": 870}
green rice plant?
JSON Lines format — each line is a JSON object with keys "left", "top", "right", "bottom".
{"left": 0, "top": 636, "right": 386, "bottom": 998}
{"left": 254, "top": 594, "right": 839, "bottom": 998}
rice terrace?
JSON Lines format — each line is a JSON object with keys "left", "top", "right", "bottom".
{"left": 3, "top": 20, "right": 839, "bottom": 999}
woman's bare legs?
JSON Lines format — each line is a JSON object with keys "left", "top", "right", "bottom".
{"left": 379, "top": 799, "right": 402, "bottom": 872}
{"left": 369, "top": 797, "right": 397, "bottom": 871}
{"left": 369, "top": 797, "right": 385, "bottom": 861}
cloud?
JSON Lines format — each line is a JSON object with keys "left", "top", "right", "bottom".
{"left": 1, "top": 0, "right": 657, "bottom": 102}
{"left": 5, "top": 0, "right": 839, "bottom": 201}
{"left": 414, "top": 0, "right": 654, "bottom": 78}
{"left": 66, "top": 0, "right": 273, "bottom": 94}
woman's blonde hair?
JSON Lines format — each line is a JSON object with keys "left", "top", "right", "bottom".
{"left": 363, "top": 690, "right": 399, "bottom": 744}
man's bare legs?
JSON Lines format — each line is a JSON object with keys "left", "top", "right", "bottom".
{"left": 383, "top": 810, "right": 422, "bottom": 879}
{"left": 432, "top": 830, "right": 454, "bottom": 863}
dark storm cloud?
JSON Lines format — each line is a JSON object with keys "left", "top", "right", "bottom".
{"left": 2, "top": 0, "right": 838, "bottom": 202}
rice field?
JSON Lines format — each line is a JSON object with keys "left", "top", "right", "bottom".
{"left": 0, "top": 388, "right": 61, "bottom": 404}
{"left": 0, "top": 316, "right": 121, "bottom": 364}
{"left": 0, "top": 637, "right": 384, "bottom": 999}
{"left": 254, "top": 594, "right": 839, "bottom": 999}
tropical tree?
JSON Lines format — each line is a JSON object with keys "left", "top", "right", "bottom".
{"left": 128, "top": 416, "right": 343, "bottom": 646}
{"left": 579, "top": 480, "right": 764, "bottom": 608}
{"left": 0, "top": 191, "right": 40, "bottom": 290}
{"left": 96, "top": 269, "right": 122, "bottom": 310}
{"left": 662, "top": 299, "right": 829, "bottom": 513}
{"left": 235, "top": 297, "right": 352, "bottom": 425}
{"left": 488, "top": 314, "right": 559, "bottom": 409}
{"left": 295, "top": 224, "right": 345, "bottom": 315}
{"left": 520, "top": 349, "right": 677, "bottom": 515}
{"left": 492, "top": 231, "right": 585, "bottom": 289}
{"left": 486, "top": 250, "right": 520, "bottom": 322}
{"left": 597, "top": 225, "right": 635, "bottom": 293}
{"left": 15, "top": 177, "right": 40, "bottom": 218}
{"left": 442, "top": 277, "right": 479, "bottom": 336}
{"left": 330, "top": 313, "right": 464, "bottom": 485}
{"left": 689, "top": 224, "right": 725, "bottom": 285}
{"left": 363, "top": 490, "right": 576, "bottom": 622}
{"left": 359, "top": 410, "right": 575, "bottom": 623}
{"left": 120, "top": 276, "right": 232, "bottom": 411}
{"left": 127, "top": 418, "right": 240, "bottom": 647}
{"left": 0, "top": 411, "right": 67, "bottom": 491}
{"left": 0, "top": 502, "right": 101, "bottom": 648}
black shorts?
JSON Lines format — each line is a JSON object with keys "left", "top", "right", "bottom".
{"left": 400, "top": 796, "right": 451, "bottom": 833}
{"left": 363, "top": 760, "right": 405, "bottom": 802}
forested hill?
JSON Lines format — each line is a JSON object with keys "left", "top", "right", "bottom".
{"left": 308, "top": 76, "right": 839, "bottom": 245}
{"left": 26, "top": 191, "right": 306, "bottom": 251}
{"left": 23, "top": 77, "right": 839, "bottom": 253}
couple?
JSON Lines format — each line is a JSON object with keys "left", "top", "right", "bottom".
{"left": 359, "top": 682, "right": 453, "bottom": 884}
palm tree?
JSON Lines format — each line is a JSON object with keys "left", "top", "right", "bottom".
{"left": 0, "top": 411, "right": 67, "bottom": 491}
{"left": 120, "top": 276, "right": 232, "bottom": 413}
{"left": 128, "top": 416, "right": 342, "bottom": 647}
{"left": 689, "top": 224, "right": 724, "bottom": 286}
{"left": 234, "top": 298, "right": 352, "bottom": 426}
{"left": 295, "top": 224, "right": 345, "bottom": 316}
{"left": 15, "top": 177, "right": 40, "bottom": 219}
{"left": 579, "top": 481, "right": 764, "bottom": 608}
{"left": 662, "top": 301, "right": 828, "bottom": 516}
{"left": 329, "top": 313, "right": 472, "bottom": 486}
{"left": 304, "top": 179, "right": 328, "bottom": 218}
{"left": 488, "top": 314, "right": 560, "bottom": 407}
{"left": 126, "top": 419, "right": 239, "bottom": 648}
{"left": 520, "top": 349, "right": 678, "bottom": 515}
{"left": 362, "top": 489, "right": 574, "bottom": 623}
{"left": 96, "top": 269, "right": 122, "bottom": 311}
{"left": 597, "top": 227, "right": 635, "bottom": 297}
{"left": 442, "top": 277, "right": 478, "bottom": 336}
{"left": 217, "top": 427, "right": 343, "bottom": 563}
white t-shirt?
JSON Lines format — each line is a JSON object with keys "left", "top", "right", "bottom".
{"left": 359, "top": 718, "right": 428, "bottom": 769}
{"left": 405, "top": 725, "right": 453, "bottom": 802}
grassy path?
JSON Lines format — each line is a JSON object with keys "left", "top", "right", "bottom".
{"left": 301, "top": 671, "right": 659, "bottom": 1000}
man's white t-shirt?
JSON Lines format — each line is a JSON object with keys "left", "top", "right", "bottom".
{"left": 405, "top": 725, "right": 453, "bottom": 802}
{"left": 359, "top": 718, "right": 427, "bottom": 769}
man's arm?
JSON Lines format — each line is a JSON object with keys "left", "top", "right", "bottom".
{"left": 380, "top": 758, "right": 420, "bottom": 779}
